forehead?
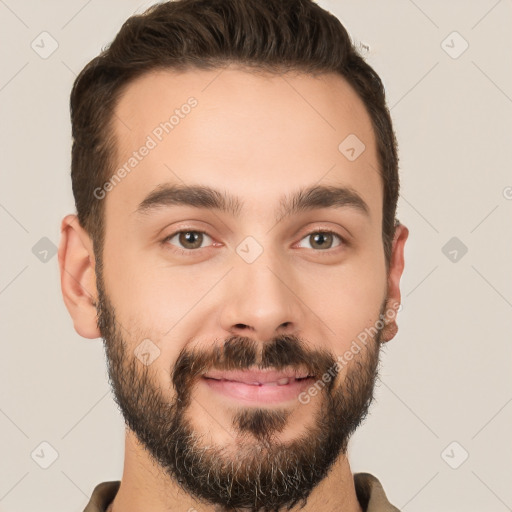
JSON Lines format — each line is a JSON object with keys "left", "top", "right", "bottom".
{"left": 106, "top": 65, "right": 382, "bottom": 223}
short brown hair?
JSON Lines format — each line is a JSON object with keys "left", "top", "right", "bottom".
{"left": 70, "top": 0, "right": 399, "bottom": 268}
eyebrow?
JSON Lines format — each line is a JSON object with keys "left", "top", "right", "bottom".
{"left": 134, "top": 183, "right": 370, "bottom": 224}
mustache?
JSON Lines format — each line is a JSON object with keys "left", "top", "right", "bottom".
{"left": 172, "top": 334, "right": 338, "bottom": 404}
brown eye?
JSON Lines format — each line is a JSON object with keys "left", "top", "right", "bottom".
{"left": 297, "top": 231, "right": 343, "bottom": 251}
{"left": 164, "top": 230, "right": 213, "bottom": 251}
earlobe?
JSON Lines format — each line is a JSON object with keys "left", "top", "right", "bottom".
{"left": 381, "top": 223, "right": 409, "bottom": 343}
{"left": 58, "top": 214, "right": 101, "bottom": 339}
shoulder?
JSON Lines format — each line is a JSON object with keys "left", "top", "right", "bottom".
{"left": 354, "top": 472, "right": 401, "bottom": 512}
{"left": 82, "top": 481, "right": 121, "bottom": 512}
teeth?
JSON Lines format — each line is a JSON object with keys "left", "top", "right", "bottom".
{"left": 218, "top": 377, "right": 302, "bottom": 386}
{"left": 241, "top": 378, "right": 293, "bottom": 386}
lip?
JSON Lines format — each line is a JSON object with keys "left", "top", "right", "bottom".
{"left": 201, "top": 368, "right": 316, "bottom": 404}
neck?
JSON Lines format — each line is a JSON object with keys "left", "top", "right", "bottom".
{"left": 109, "top": 430, "right": 363, "bottom": 512}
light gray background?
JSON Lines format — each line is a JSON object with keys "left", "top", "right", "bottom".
{"left": 1, "top": 1, "right": 511, "bottom": 511}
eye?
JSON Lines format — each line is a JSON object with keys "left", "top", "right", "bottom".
{"left": 162, "top": 230, "right": 214, "bottom": 252}
{"left": 161, "top": 228, "right": 346, "bottom": 256}
{"left": 296, "top": 230, "right": 344, "bottom": 251}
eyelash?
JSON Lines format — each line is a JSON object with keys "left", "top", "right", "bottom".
{"left": 160, "top": 228, "right": 347, "bottom": 257}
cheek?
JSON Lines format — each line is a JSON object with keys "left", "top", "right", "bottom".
{"left": 304, "top": 255, "right": 387, "bottom": 352}
{"left": 102, "top": 238, "right": 197, "bottom": 327}
{"left": 102, "top": 250, "right": 219, "bottom": 367}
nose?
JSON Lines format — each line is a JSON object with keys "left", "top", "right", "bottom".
{"left": 219, "top": 250, "right": 303, "bottom": 343}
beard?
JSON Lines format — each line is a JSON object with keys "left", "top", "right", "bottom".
{"left": 95, "top": 268, "right": 383, "bottom": 512}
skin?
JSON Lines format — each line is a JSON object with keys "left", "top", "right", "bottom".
{"left": 58, "top": 65, "right": 408, "bottom": 511}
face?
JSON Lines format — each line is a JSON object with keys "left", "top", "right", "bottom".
{"left": 90, "top": 66, "right": 399, "bottom": 510}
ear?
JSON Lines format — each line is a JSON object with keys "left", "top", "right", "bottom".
{"left": 58, "top": 214, "right": 101, "bottom": 339}
{"left": 380, "top": 223, "right": 409, "bottom": 343}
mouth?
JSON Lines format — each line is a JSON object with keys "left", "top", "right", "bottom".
{"left": 201, "top": 368, "right": 316, "bottom": 404}
{"left": 203, "top": 368, "right": 315, "bottom": 385}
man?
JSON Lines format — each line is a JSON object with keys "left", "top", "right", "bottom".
{"left": 58, "top": 0, "right": 408, "bottom": 510}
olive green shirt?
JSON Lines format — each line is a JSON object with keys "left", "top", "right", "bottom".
{"left": 83, "top": 473, "right": 400, "bottom": 511}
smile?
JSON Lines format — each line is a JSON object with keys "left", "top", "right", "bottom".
{"left": 201, "top": 368, "right": 316, "bottom": 404}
